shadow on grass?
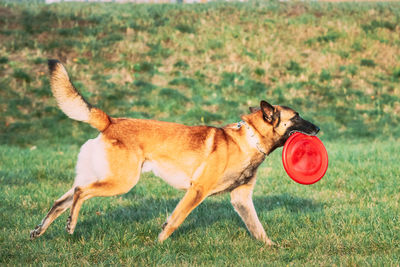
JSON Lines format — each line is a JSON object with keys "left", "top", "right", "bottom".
{"left": 71, "top": 193, "right": 323, "bottom": 239}
{"left": 177, "top": 194, "right": 324, "bottom": 237}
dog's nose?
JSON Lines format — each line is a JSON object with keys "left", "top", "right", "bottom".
{"left": 315, "top": 126, "right": 320, "bottom": 134}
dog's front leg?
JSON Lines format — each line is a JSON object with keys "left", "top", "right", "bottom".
{"left": 230, "top": 179, "right": 275, "bottom": 246}
{"left": 158, "top": 183, "right": 209, "bottom": 242}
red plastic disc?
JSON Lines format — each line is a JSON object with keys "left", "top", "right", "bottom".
{"left": 282, "top": 132, "right": 328, "bottom": 185}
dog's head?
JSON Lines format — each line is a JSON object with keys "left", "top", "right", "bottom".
{"left": 249, "top": 100, "right": 320, "bottom": 153}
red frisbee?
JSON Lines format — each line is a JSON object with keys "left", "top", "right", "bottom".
{"left": 282, "top": 132, "right": 328, "bottom": 185}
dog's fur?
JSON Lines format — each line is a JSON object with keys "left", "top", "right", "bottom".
{"left": 30, "top": 60, "right": 320, "bottom": 245}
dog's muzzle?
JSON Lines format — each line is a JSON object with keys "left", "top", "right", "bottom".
{"left": 289, "top": 126, "right": 320, "bottom": 137}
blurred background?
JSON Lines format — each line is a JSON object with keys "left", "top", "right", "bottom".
{"left": 1, "top": 0, "right": 399, "bottom": 146}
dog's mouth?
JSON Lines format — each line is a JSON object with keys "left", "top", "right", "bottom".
{"left": 288, "top": 130, "right": 318, "bottom": 137}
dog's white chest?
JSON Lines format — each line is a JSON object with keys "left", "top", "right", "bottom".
{"left": 141, "top": 160, "right": 191, "bottom": 190}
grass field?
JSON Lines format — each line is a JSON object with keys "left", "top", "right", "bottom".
{"left": 1, "top": 0, "right": 400, "bottom": 265}
{"left": 2, "top": 141, "right": 400, "bottom": 265}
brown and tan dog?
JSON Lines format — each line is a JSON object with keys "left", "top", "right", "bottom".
{"left": 30, "top": 60, "right": 320, "bottom": 245}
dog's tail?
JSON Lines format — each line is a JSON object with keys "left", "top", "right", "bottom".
{"left": 48, "top": 59, "right": 111, "bottom": 132}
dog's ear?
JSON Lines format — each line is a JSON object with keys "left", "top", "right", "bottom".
{"left": 249, "top": 106, "right": 260, "bottom": 113}
{"left": 260, "top": 100, "right": 275, "bottom": 123}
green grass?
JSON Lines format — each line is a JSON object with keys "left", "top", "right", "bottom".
{"left": 1, "top": 1, "right": 400, "bottom": 146}
{"left": 1, "top": 140, "right": 400, "bottom": 265}
{"left": 1, "top": 0, "right": 400, "bottom": 265}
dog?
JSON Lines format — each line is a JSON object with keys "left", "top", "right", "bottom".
{"left": 30, "top": 60, "right": 320, "bottom": 245}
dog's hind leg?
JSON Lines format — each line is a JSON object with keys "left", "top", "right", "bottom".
{"left": 230, "top": 177, "right": 275, "bottom": 246}
{"left": 30, "top": 188, "right": 74, "bottom": 239}
{"left": 66, "top": 165, "right": 142, "bottom": 235}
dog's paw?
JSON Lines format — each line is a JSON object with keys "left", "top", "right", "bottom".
{"left": 65, "top": 216, "right": 74, "bottom": 234}
{"left": 263, "top": 237, "right": 276, "bottom": 247}
{"left": 158, "top": 230, "right": 169, "bottom": 243}
{"left": 30, "top": 225, "right": 42, "bottom": 240}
